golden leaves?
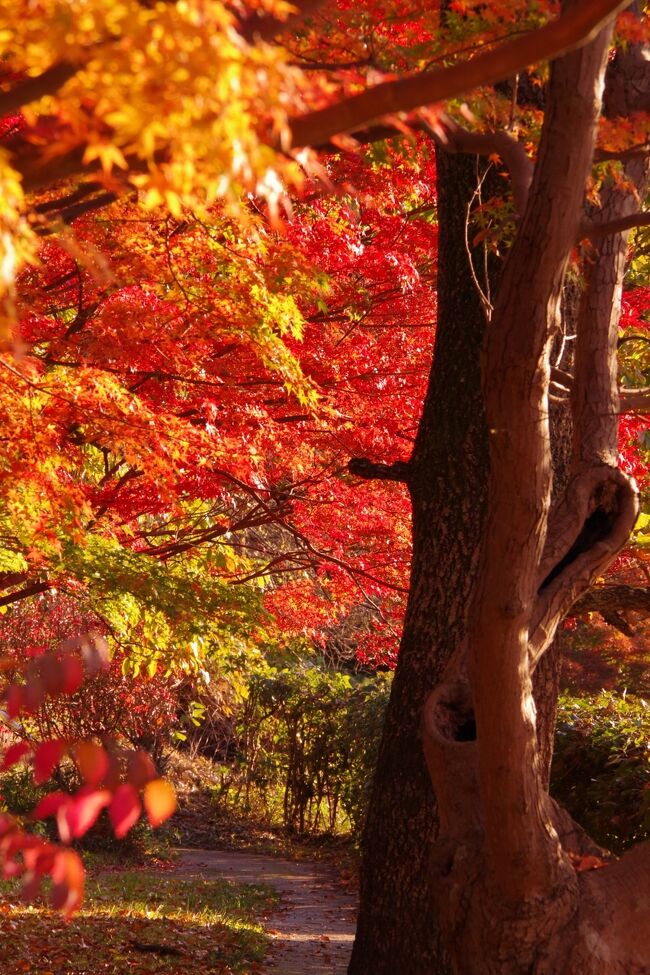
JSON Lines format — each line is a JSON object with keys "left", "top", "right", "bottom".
{"left": 0, "top": 150, "right": 36, "bottom": 341}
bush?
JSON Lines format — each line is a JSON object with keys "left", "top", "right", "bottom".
{"left": 206, "top": 659, "right": 391, "bottom": 837}
{"left": 551, "top": 692, "right": 650, "bottom": 854}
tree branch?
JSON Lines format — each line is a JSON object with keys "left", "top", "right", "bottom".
{"left": 348, "top": 456, "right": 411, "bottom": 482}
{"left": 0, "top": 62, "right": 78, "bottom": 116}
{"left": 236, "top": 0, "right": 328, "bottom": 44}
{"left": 581, "top": 210, "right": 650, "bottom": 239}
{"left": 432, "top": 114, "right": 533, "bottom": 216}
{"left": 0, "top": 582, "right": 51, "bottom": 608}
{"left": 619, "top": 386, "right": 650, "bottom": 412}
{"left": 289, "top": 0, "right": 629, "bottom": 148}
{"left": 32, "top": 182, "right": 104, "bottom": 214}
{"left": 573, "top": 583, "right": 650, "bottom": 616}
{"left": 530, "top": 470, "right": 638, "bottom": 668}
{"left": 34, "top": 192, "right": 118, "bottom": 234}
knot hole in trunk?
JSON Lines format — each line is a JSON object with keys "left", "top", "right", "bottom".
{"left": 429, "top": 682, "right": 477, "bottom": 744}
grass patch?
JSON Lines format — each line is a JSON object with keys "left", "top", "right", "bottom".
{"left": 0, "top": 868, "right": 277, "bottom": 974}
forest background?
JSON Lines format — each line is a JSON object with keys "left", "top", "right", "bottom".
{"left": 1, "top": 1, "right": 650, "bottom": 973}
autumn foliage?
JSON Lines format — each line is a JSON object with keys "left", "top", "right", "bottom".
{"left": 0, "top": 0, "right": 649, "bottom": 945}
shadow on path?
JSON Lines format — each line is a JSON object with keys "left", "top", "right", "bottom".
{"left": 174, "top": 848, "right": 357, "bottom": 974}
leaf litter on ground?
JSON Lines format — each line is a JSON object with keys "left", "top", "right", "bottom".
{"left": 0, "top": 867, "right": 276, "bottom": 974}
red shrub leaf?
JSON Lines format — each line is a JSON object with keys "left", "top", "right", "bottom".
{"left": 1, "top": 741, "right": 31, "bottom": 771}
{"left": 33, "top": 740, "right": 67, "bottom": 785}
{"left": 5, "top": 684, "right": 24, "bottom": 719}
{"left": 63, "top": 788, "right": 111, "bottom": 839}
{"left": 51, "top": 849, "right": 85, "bottom": 917}
{"left": 33, "top": 791, "right": 68, "bottom": 819}
{"left": 60, "top": 656, "right": 84, "bottom": 695}
{"left": 127, "top": 750, "right": 157, "bottom": 789}
{"left": 109, "top": 784, "right": 141, "bottom": 838}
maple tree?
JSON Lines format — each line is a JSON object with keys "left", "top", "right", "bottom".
{"left": 1, "top": 1, "right": 650, "bottom": 973}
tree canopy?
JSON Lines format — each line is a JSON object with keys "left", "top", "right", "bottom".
{"left": 1, "top": 1, "right": 650, "bottom": 970}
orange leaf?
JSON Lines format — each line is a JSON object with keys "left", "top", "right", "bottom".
{"left": 51, "top": 849, "right": 85, "bottom": 917}
{"left": 73, "top": 742, "right": 109, "bottom": 786}
{"left": 143, "top": 778, "right": 177, "bottom": 827}
{"left": 572, "top": 854, "right": 608, "bottom": 872}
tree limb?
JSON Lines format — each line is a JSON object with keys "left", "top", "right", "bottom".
{"left": 573, "top": 583, "right": 650, "bottom": 616}
{"left": 34, "top": 192, "right": 118, "bottom": 234}
{"left": 236, "top": 0, "right": 328, "bottom": 43}
{"left": 581, "top": 210, "right": 650, "bottom": 239}
{"left": 0, "top": 582, "right": 51, "bottom": 608}
{"left": 348, "top": 456, "right": 411, "bottom": 482}
{"left": 289, "top": 0, "right": 629, "bottom": 148}
{"left": 431, "top": 115, "right": 533, "bottom": 216}
{"left": 0, "top": 62, "right": 78, "bottom": 116}
{"left": 619, "top": 386, "right": 650, "bottom": 412}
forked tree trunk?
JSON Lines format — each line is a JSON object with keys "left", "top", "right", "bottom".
{"left": 349, "top": 120, "right": 576, "bottom": 975}
{"left": 423, "top": 20, "right": 650, "bottom": 975}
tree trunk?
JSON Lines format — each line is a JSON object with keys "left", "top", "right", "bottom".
{"left": 349, "top": 118, "right": 576, "bottom": 975}
{"left": 351, "top": 11, "right": 650, "bottom": 970}
{"left": 423, "top": 21, "right": 650, "bottom": 975}
{"left": 348, "top": 148, "right": 490, "bottom": 975}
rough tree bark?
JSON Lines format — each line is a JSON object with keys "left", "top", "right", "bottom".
{"left": 423, "top": 17, "right": 650, "bottom": 975}
{"left": 347, "top": 148, "right": 490, "bottom": 975}
{"left": 348, "top": 57, "right": 596, "bottom": 975}
{"left": 348, "top": 76, "right": 586, "bottom": 975}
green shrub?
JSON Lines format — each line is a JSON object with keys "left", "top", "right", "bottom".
{"left": 217, "top": 659, "right": 391, "bottom": 836}
{"left": 0, "top": 764, "right": 44, "bottom": 817}
{"left": 551, "top": 692, "right": 650, "bottom": 854}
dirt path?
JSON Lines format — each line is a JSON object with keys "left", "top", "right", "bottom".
{"left": 173, "top": 848, "right": 357, "bottom": 974}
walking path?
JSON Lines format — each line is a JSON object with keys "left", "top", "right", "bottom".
{"left": 174, "top": 848, "right": 357, "bottom": 974}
